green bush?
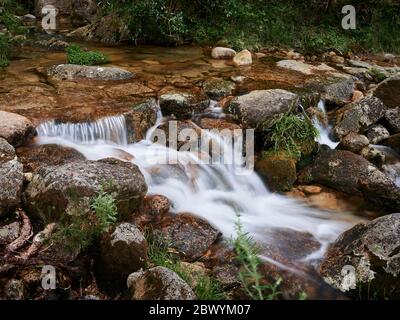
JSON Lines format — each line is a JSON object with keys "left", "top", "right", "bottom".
{"left": 0, "top": 35, "right": 10, "bottom": 67}
{"left": 66, "top": 44, "right": 109, "bottom": 65}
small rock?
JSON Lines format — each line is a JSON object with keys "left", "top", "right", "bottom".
{"left": 211, "top": 47, "right": 236, "bottom": 59}
{"left": 3, "top": 279, "right": 26, "bottom": 300}
{"left": 348, "top": 60, "right": 372, "bottom": 69}
{"left": 0, "top": 221, "right": 20, "bottom": 245}
{"left": 340, "top": 132, "right": 369, "bottom": 154}
{"left": 230, "top": 75, "right": 246, "bottom": 83}
{"left": 384, "top": 107, "right": 400, "bottom": 134}
{"left": 22, "top": 14, "right": 36, "bottom": 23}
{"left": 0, "top": 111, "right": 35, "bottom": 147}
{"left": 233, "top": 50, "right": 252, "bottom": 66}
{"left": 351, "top": 90, "right": 364, "bottom": 102}
{"left": 127, "top": 266, "right": 196, "bottom": 300}
{"left": 366, "top": 125, "right": 390, "bottom": 144}
{"left": 373, "top": 75, "right": 400, "bottom": 108}
{"left": 299, "top": 185, "right": 322, "bottom": 195}
{"left": 95, "top": 223, "right": 148, "bottom": 294}
{"left": 202, "top": 78, "right": 235, "bottom": 100}
{"left": 287, "top": 50, "right": 302, "bottom": 60}
{"left": 383, "top": 133, "right": 400, "bottom": 154}
{"left": 360, "top": 145, "right": 386, "bottom": 167}
{"left": 330, "top": 55, "right": 345, "bottom": 64}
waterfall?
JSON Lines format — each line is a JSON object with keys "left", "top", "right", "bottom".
{"left": 36, "top": 115, "right": 128, "bottom": 145}
{"left": 313, "top": 100, "right": 339, "bottom": 149}
{"left": 36, "top": 110, "right": 357, "bottom": 264}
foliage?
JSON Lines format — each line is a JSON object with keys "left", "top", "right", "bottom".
{"left": 0, "top": 35, "right": 10, "bottom": 67}
{"left": 66, "top": 44, "right": 109, "bottom": 65}
{"left": 50, "top": 187, "right": 118, "bottom": 252}
{"left": 263, "top": 112, "right": 319, "bottom": 160}
{"left": 146, "top": 230, "right": 226, "bottom": 300}
{"left": 231, "top": 216, "right": 281, "bottom": 300}
{"left": 97, "top": 0, "right": 400, "bottom": 53}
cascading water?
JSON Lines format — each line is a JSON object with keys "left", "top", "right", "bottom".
{"left": 36, "top": 109, "right": 357, "bottom": 266}
{"left": 371, "top": 145, "right": 400, "bottom": 187}
{"left": 313, "top": 100, "right": 339, "bottom": 149}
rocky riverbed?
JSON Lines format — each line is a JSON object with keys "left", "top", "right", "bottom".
{"left": 1, "top": 7, "right": 400, "bottom": 300}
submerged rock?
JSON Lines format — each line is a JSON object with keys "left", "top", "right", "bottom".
{"left": 211, "top": 47, "right": 236, "bottom": 60}
{"left": 299, "top": 148, "right": 400, "bottom": 212}
{"left": 127, "top": 266, "right": 196, "bottom": 300}
{"left": 155, "top": 213, "right": 221, "bottom": 261}
{"left": 47, "top": 64, "right": 135, "bottom": 81}
{"left": 24, "top": 158, "right": 147, "bottom": 223}
{"left": 227, "top": 89, "right": 299, "bottom": 130}
{"left": 233, "top": 50, "right": 252, "bottom": 66}
{"left": 0, "top": 138, "right": 23, "bottom": 216}
{"left": 334, "top": 96, "right": 387, "bottom": 139}
{"left": 320, "top": 213, "right": 400, "bottom": 299}
{"left": 95, "top": 223, "right": 148, "bottom": 294}
{"left": 202, "top": 78, "right": 235, "bottom": 100}
{"left": 0, "top": 111, "right": 35, "bottom": 147}
{"left": 159, "top": 87, "right": 210, "bottom": 119}
{"left": 373, "top": 75, "right": 400, "bottom": 108}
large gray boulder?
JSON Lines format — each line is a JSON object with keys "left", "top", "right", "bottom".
{"left": 127, "top": 266, "right": 196, "bottom": 300}
{"left": 0, "top": 138, "right": 23, "bottom": 216}
{"left": 23, "top": 158, "right": 147, "bottom": 222}
{"left": 95, "top": 223, "right": 148, "bottom": 295}
{"left": 227, "top": 89, "right": 299, "bottom": 130}
{"left": 47, "top": 64, "right": 135, "bottom": 81}
{"left": 299, "top": 148, "right": 400, "bottom": 212}
{"left": 0, "top": 111, "right": 35, "bottom": 147}
{"left": 334, "top": 96, "right": 387, "bottom": 139}
{"left": 320, "top": 213, "right": 400, "bottom": 299}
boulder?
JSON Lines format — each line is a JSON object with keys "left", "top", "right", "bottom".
{"left": 373, "top": 75, "right": 400, "bottom": 108}
{"left": 155, "top": 213, "right": 221, "bottom": 261}
{"left": 277, "top": 60, "right": 335, "bottom": 75}
{"left": 334, "top": 97, "right": 387, "bottom": 139}
{"left": 202, "top": 79, "right": 235, "bottom": 100}
{"left": 47, "top": 64, "right": 135, "bottom": 81}
{"left": 383, "top": 107, "right": 400, "bottom": 134}
{"left": 0, "top": 111, "right": 35, "bottom": 147}
{"left": 159, "top": 88, "right": 209, "bottom": 120}
{"left": 211, "top": 47, "right": 236, "bottom": 60}
{"left": 23, "top": 158, "right": 147, "bottom": 223}
{"left": 299, "top": 148, "right": 400, "bottom": 212}
{"left": 127, "top": 266, "right": 196, "bottom": 300}
{"left": 366, "top": 125, "right": 390, "bottom": 144}
{"left": 0, "top": 222, "right": 20, "bottom": 245}
{"left": 339, "top": 133, "right": 369, "bottom": 154}
{"left": 320, "top": 213, "right": 400, "bottom": 299}
{"left": 255, "top": 152, "right": 297, "bottom": 192}
{"left": 233, "top": 50, "right": 252, "bottom": 66}
{"left": 227, "top": 89, "right": 299, "bottom": 130}
{"left": 383, "top": 133, "right": 400, "bottom": 154}
{"left": 95, "top": 223, "right": 148, "bottom": 294}
{"left": 360, "top": 146, "right": 386, "bottom": 167}
{"left": 0, "top": 138, "right": 23, "bottom": 216}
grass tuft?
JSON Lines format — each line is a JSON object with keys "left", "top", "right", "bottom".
{"left": 66, "top": 44, "right": 109, "bottom": 66}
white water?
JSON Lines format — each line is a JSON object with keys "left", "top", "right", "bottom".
{"left": 36, "top": 110, "right": 355, "bottom": 263}
{"left": 313, "top": 100, "right": 339, "bottom": 149}
{"left": 372, "top": 145, "right": 400, "bottom": 187}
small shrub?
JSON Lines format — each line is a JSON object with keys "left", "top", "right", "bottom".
{"left": 146, "top": 230, "right": 226, "bottom": 300}
{"left": 66, "top": 44, "right": 109, "bottom": 65}
{"left": 263, "top": 112, "right": 319, "bottom": 160}
{"left": 0, "top": 34, "right": 10, "bottom": 67}
{"left": 231, "top": 215, "right": 281, "bottom": 300}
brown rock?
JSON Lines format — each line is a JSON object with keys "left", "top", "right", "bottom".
{"left": 0, "top": 111, "right": 35, "bottom": 147}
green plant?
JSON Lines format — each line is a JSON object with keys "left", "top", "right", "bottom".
{"left": 146, "top": 230, "right": 226, "bottom": 300}
{"left": 66, "top": 44, "right": 109, "bottom": 65}
{"left": 50, "top": 187, "right": 118, "bottom": 252}
{"left": 263, "top": 112, "right": 319, "bottom": 160}
{"left": 231, "top": 215, "right": 281, "bottom": 300}
{"left": 0, "top": 34, "right": 10, "bottom": 67}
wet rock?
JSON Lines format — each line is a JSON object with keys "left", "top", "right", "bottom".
{"left": 339, "top": 133, "right": 369, "bottom": 154}
{"left": 16, "top": 144, "right": 85, "bottom": 173}
{"left": 211, "top": 47, "right": 236, "bottom": 60}
{"left": 132, "top": 195, "right": 170, "bottom": 227}
{"left": 334, "top": 96, "right": 387, "bottom": 139}
{"left": 0, "top": 111, "right": 35, "bottom": 147}
{"left": 202, "top": 78, "right": 235, "bottom": 100}
{"left": 299, "top": 148, "right": 400, "bottom": 212}
{"left": 0, "top": 138, "right": 23, "bottom": 216}
{"left": 95, "top": 223, "right": 148, "bottom": 294}
{"left": 383, "top": 107, "right": 400, "bottom": 134}
{"left": 68, "top": 13, "right": 130, "bottom": 44}
{"left": 22, "top": 14, "right": 36, "bottom": 24}
{"left": 373, "top": 75, "right": 400, "bottom": 108}
{"left": 155, "top": 213, "right": 221, "bottom": 261}
{"left": 233, "top": 50, "right": 252, "bottom": 66}
{"left": 3, "top": 279, "right": 26, "bottom": 300}
{"left": 71, "top": 0, "right": 98, "bottom": 26}
{"left": 198, "top": 118, "right": 241, "bottom": 131}
{"left": 319, "top": 77, "right": 354, "bottom": 105}
{"left": 383, "top": 133, "right": 400, "bottom": 154}
{"left": 366, "top": 125, "right": 390, "bottom": 144}
{"left": 348, "top": 60, "right": 373, "bottom": 69}
{"left": 255, "top": 152, "right": 297, "bottom": 192}
{"left": 360, "top": 146, "right": 386, "bottom": 167}
{"left": 127, "top": 266, "right": 196, "bottom": 300}
{"left": 159, "top": 87, "right": 210, "bottom": 119}
{"left": 0, "top": 222, "right": 20, "bottom": 245}
{"left": 277, "top": 60, "right": 335, "bottom": 75}
{"left": 47, "top": 64, "right": 135, "bottom": 81}
{"left": 36, "top": 37, "right": 69, "bottom": 51}
{"left": 320, "top": 213, "right": 400, "bottom": 299}
{"left": 24, "top": 158, "right": 147, "bottom": 223}
{"left": 157, "top": 120, "right": 202, "bottom": 149}
{"left": 227, "top": 89, "right": 299, "bottom": 130}
{"left": 124, "top": 98, "right": 159, "bottom": 143}
{"left": 212, "top": 265, "right": 240, "bottom": 289}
